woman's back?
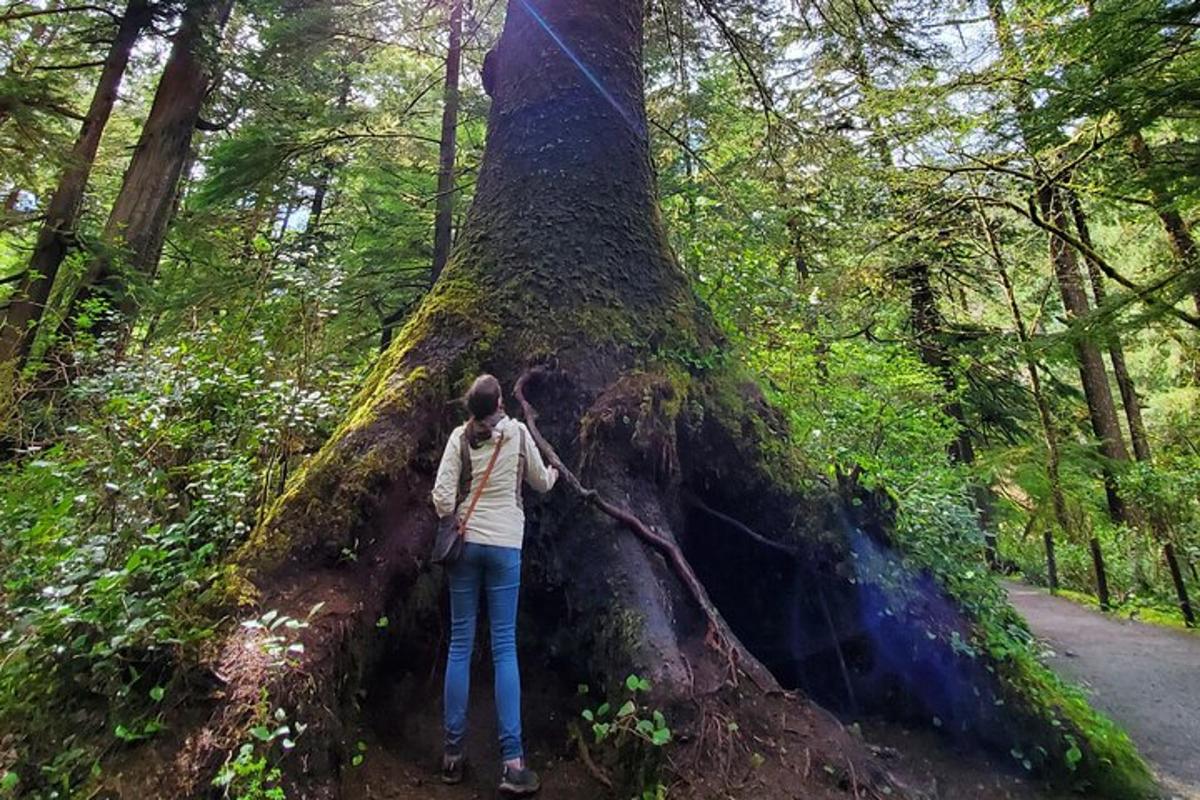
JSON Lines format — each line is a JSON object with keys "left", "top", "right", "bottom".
{"left": 431, "top": 414, "right": 556, "bottom": 549}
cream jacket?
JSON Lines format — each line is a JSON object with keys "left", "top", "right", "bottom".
{"left": 431, "top": 415, "right": 557, "bottom": 549}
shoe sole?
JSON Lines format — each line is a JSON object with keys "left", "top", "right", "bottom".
{"left": 498, "top": 783, "right": 540, "bottom": 796}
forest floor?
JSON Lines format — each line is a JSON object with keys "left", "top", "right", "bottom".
{"left": 339, "top": 660, "right": 1070, "bottom": 800}
{"left": 1005, "top": 581, "right": 1200, "bottom": 800}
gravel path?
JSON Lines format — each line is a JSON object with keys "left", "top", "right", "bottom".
{"left": 1005, "top": 582, "right": 1200, "bottom": 798}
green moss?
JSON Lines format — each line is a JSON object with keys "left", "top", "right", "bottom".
{"left": 693, "top": 361, "right": 814, "bottom": 495}
{"left": 998, "top": 649, "right": 1155, "bottom": 798}
{"left": 1055, "top": 587, "right": 1198, "bottom": 634}
{"left": 235, "top": 277, "right": 500, "bottom": 573}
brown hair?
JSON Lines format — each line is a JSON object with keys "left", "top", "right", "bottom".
{"left": 464, "top": 374, "right": 502, "bottom": 447}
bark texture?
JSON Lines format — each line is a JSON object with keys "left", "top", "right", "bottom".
{"left": 0, "top": 0, "right": 152, "bottom": 367}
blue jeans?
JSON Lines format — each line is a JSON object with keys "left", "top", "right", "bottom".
{"left": 444, "top": 542, "right": 524, "bottom": 761}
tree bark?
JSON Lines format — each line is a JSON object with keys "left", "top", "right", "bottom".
{"left": 899, "top": 262, "right": 976, "bottom": 466}
{"left": 1164, "top": 543, "right": 1196, "bottom": 627}
{"left": 0, "top": 0, "right": 153, "bottom": 367}
{"left": 1089, "top": 535, "right": 1110, "bottom": 611}
{"left": 61, "top": 0, "right": 234, "bottom": 337}
{"left": 988, "top": 0, "right": 1134, "bottom": 527}
{"left": 899, "top": 261, "right": 996, "bottom": 565}
{"left": 1065, "top": 194, "right": 1197, "bottom": 622}
{"left": 1042, "top": 185, "right": 1132, "bottom": 524}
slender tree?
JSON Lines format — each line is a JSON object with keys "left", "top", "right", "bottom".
{"left": 0, "top": 0, "right": 154, "bottom": 367}
{"left": 429, "top": 0, "right": 463, "bottom": 286}
{"left": 61, "top": 0, "right": 235, "bottom": 337}
{"left": 987, "top": 0, "right": 1133, "bottom": 526}
{"left": 382, "top": 0, "right": 463, "bottom": 349}
{"left": 980, "top": 207, "right": 1070, "bottom": 594}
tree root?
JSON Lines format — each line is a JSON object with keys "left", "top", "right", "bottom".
{"left": 568, "top": 722, "right": 614, "bottom": 789}
{"left": 514, "top": 366, "right": 777, "bottom": 693}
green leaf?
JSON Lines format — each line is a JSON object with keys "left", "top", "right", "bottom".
{"left": 617, "top": 700, "right": 636, "bottom": 718}
{"left": 1, "top": 772, "right": 19, "bottom": 792}
{"left": 250, "top": 725, "right": 273, "bottom": 741}
{"left": 149, "top": 686, "right": 165, "bottom": 702}
{"left": 651, "top": 728, "right": 672, "bottom": 746}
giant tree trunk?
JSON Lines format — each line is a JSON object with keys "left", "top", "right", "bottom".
{"left": 116, "top": 2, "right": 1152, "bottom": 798}
{"left": 61, "top": 0, "right": 234, "bottom": 336}
{"left": 0, "top": 0, "right": 152, "bottom": 368}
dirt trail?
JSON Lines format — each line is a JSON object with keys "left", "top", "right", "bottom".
{"left": 1005, "top": 582, "right": 1200, "bottom": 799}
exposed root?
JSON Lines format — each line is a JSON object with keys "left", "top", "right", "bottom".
{"left": 568, "top": 723, "right": 614, "bottom": 789}
{"left": 514, "top": 366, "right": 777, "bottom": 693}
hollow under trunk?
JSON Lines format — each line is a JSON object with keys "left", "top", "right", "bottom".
{"left": 104, "top": 2, "right": 1153, "bottom": 798}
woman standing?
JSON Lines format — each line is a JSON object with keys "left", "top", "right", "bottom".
{"left": 431, "top": 374, "right": 558, "bottom": 795}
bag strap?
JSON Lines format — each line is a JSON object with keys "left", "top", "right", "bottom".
{"left": 516, "top": 426, "right": 527, "bottom": 509}
{"left": 458, "top": 430, "right": 505, "bottom": 536}
{"left": 456, "top": 431, "right": 471, "bottom": 503}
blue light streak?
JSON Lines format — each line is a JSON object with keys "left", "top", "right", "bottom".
{"left": 514, "top": 0, "right": 645, "bottom": 139}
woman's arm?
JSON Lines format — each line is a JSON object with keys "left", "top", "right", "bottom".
{"left": 520, "top": 423, "right": 558, "bottom": 492}
{"left": 431, "top": 428, "right": 464, "bottom": 517}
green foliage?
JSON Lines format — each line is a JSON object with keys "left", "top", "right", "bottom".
{"left": 212, "top": 696, "right": 307, "bottom": 800}
{"left": 0, "top": 326, "right": 354, "bottom": 795}
{"left": 576, "top": 675, "right": 672, "bottom": 798}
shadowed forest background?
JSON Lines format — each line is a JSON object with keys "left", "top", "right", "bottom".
{"left": 0, "top": 0, "right": 1198, "bottom": 797}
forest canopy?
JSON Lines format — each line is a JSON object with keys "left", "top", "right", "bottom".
{"left": 0, "top": 0, "right": 1197, "bottom": 798}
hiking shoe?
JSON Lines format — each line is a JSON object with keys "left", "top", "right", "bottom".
{"left": 498, "top": 763, "right": 541, "bottom": 796}
{"left": 441, "top": 752, "right": 466, "bottom": 785}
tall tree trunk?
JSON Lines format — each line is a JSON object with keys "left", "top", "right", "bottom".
{"left": 987, "top": 0, "right": 1133, "bottom": 526}
{"left": 899, "top": 261, "right": 996, "bottom": 565}
{"left": 1067, "top": 191, "right": 1152, "bottom": 461}
{"left": 900, "top": 262, "right": 976, "bottom": 466}
{"left": 61, "top": 0, "right": 234, "bottom": 338}
{"left": 0, "top": 0, "right": 153, "bottom": 367}
{"left": 1066, "top": 198, "right": 1194, "bottom": 622}
{"left": 1042, "top": 185, "right": 1131, "bottom": 524}
{"left": 981, "top": 207, "right": 1070, "bottom": 591}
{"left": 429, "top": 0, "right": 463, "bottom": 287}
{"left": 121, "top": 3, "right": 1153, "bottom": 797}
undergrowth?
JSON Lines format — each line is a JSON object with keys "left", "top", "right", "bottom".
{"left": 0, "top": 329, "right": 358, "bottom": 797}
